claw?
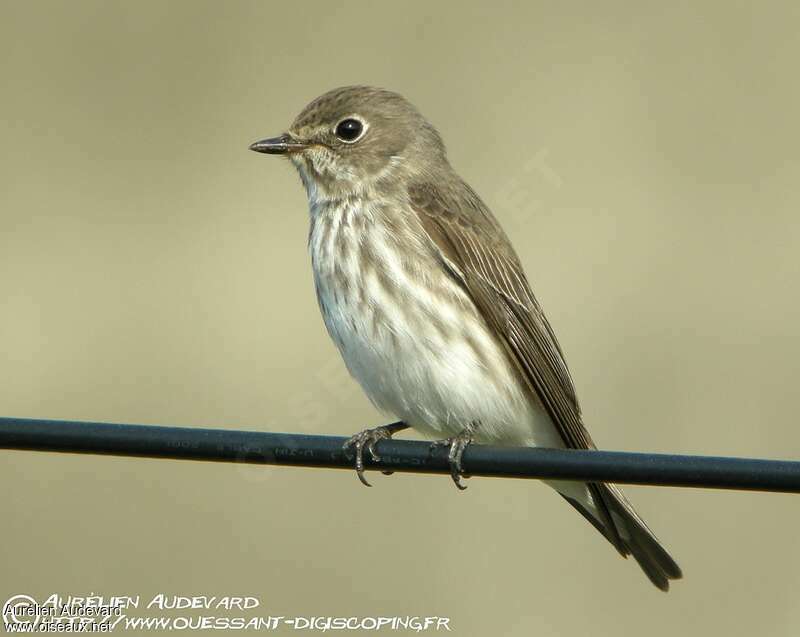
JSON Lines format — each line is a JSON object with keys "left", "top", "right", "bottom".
{"left": 353, "top": 434, "right": 372, "bottom": 487}
{"left": 366, "top": 438, "right": 382, "bottom": 463}
{"left": 432, "top": 425, "right": 475, "bottom": 490}
{"left": 342, "top": 422, "right": 408, "bottom": 487}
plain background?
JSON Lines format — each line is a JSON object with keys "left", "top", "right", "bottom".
{"left": 2, "top": 1, "right": 799, "bottom": 635}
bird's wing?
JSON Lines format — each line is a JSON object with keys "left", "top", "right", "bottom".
{"left": 409, "top": 180, "right": 684, "bottom": 586}
{"left": 408, "top": 180, "right": 593, "bottom": 451}
{"left": 409, "top": 179, "right": 632, "bottom": 553}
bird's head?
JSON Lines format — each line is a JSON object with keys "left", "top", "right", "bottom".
{"left": 250, "top": 86, "right": 448, "bottom": 200}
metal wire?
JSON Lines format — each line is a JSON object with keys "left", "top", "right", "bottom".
{"left": 2, "top": 416, "right": 800, "bottom": 493}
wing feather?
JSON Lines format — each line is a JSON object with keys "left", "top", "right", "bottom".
{"left": 409, "top": 181, "right": 590, "bottom": 449}
{"left": 409, "top": 180, "right": 630, "bottom": 552}
{"left": 408, "top": 180, "right": 682, "bottom": 585}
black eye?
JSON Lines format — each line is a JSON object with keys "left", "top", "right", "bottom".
{"left": 335, "top": 118, "right": 364, "bottom": 142}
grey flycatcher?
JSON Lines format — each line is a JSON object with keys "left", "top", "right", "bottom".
{"left": 249, "top": 86, "right": 682, "bottom": 590}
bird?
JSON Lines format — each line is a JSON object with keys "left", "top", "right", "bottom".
{"left": 249, "top": 86, "right": 682, "bottom": 590}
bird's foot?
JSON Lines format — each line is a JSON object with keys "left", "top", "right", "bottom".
{"left": 431, "top": 425, "right": 475, "bottom": 490}
{"left": 343, "top": 422, "right": 409, "bottom": 487}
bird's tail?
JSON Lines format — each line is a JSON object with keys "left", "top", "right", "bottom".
{"left": 552, "top": 480, "right": 682, "bottom": 591}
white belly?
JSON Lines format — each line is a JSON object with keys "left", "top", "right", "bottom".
{"left": 308, "top": 198, "right": 563, "bottom": 448}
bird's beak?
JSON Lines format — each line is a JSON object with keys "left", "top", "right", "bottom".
{"left": 248, "top": 133, "right": 308, "bottom": 155}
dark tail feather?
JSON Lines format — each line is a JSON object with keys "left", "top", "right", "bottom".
{"left": 562, "top": 483, "right": 682, "bottom": 591}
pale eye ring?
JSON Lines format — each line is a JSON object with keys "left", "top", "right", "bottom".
{"left": 334, "top": 117, "right": 366, "bottom": 143}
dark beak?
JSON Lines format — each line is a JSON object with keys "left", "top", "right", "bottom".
{"left": 248, "top": 133, "right": 307, "bottom": 155}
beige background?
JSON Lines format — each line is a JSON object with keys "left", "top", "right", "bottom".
{"left": 2, "top": 1, "right": 800, "bottom": 635}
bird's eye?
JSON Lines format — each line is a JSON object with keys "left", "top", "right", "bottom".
{"left": 335, "top": 118, "right": 365, "bottom": 143}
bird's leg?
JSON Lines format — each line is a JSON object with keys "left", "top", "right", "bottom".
{"left": 343, "top": 422, "right": 409, "bottom": 487}
{"left": 431, "top": 423, "right": 476, "bottom": 491}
